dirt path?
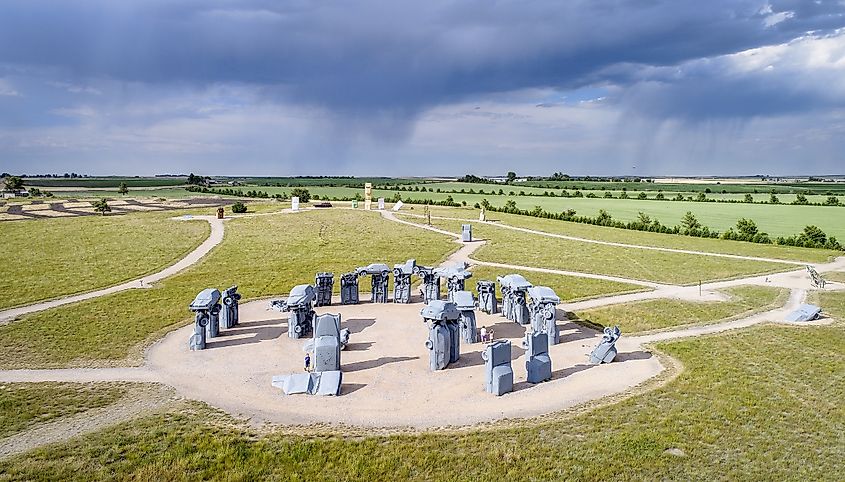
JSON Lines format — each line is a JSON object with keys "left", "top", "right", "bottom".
{"left": 0, "top": 215, "right": 225, "bottom": 324}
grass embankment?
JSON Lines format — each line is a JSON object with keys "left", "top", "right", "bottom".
{"left": 398, "top": 214, "right": 792, "bottom": 285}
{"left": 468, "top": 266, "right": 647, "bottom": 302}
{"left": 0, "top": 210, "right": 457, "bottom": 368}
{"left": 574, "top": 285, "right": 787, "bottom": 333}
{"left": 1, "top": 322, "right": 841, "bottom": 480}
{"left": 0, "top": 383, "right": 126, "bottom": 439}
{"left": 0, "top": 212, "right": 210, "bottom": 310}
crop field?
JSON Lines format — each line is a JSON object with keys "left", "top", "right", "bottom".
{"left": 574, "top": 285, "right": 788, "bottom": 333}
{"left": 208, "top": 183, "right": 845, "bottom": 239}
{"left": 23, "top": 177, "right": 188, "bottom": 188}
{"left": 0, "top": 211, "right": 210, "bottom": 310}
{"left": 0, "top": 210, "right": 458, "bottom": 368}
{"left": 1, "top": 320, "right": 841, "bottom": 480}
{"left": 411, "top": 206, "right": 839, "bottom": 263}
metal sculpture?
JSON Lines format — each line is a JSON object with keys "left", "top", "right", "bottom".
{"left": 272, "top": 371, "right": 343, "bottom": 396}
{"left": 589, "top": 326, "right": 621, "bottom": 364}
{"left": 528, "top": 286, "right": 561, "bottom": 345}
{"left": 453, "top": 290, "right": 478, "bottom": 343}
{"left": 477, "top": 280, "right": 498, "bottom": 315}
{"left": 497, "top": 274, "right": 532, "bottom": 325}
{"left": 420, "top": 300, "right": 461, "bottom": 370}
{"left": 482, "top": 340, "right": 514, "bottom": 396}
{"left": 188, "top": 288, "right": 221, "bottom": 351}
{"left": 270, "top": 284, "right": 317, "bottom": 339}
{"left": 523, "top": 331, "right": 552, "bottom": 383}
{"left": 437, "top": 262, "right": 472, "bottom": 302}
{"left": 315, "top": 272, "right": 334, "bottom": 307}
{"left": 785, "top": 304, "right": 822, "bottom": 322}
{"left": 340, "top": 272, "right": 359, "bottom": 305}
{"left": 393, "top": 259, "right": 416, "bottom": 303}
{"left": 313, "top": 313, "right": 342, "bottom": 372}
{"left": 462, "top": 224, "right": 473, "bottom": 242}
{"left": 807, "top": 265, "right": 826, "bottom": 288}
{"left": 356, "top": 263, "right": 390, "bottom": 303}
{"left": 414, "top": 265, "right": 441, "bottom": 303}
{"left": 220, "top": 285, "right": 241, "bottom": 329}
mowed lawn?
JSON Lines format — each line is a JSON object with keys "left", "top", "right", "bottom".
{"left": 0, "top": 212, "right": 210, "bottom": 310}
{"left": 398, "top": 215, "right": 794, "bottom": 285}
{"left": 1, "top": 321, "right": 841, "bottom": 480}
{"left": 574, "top": 285, "right": 787, "bottom": 333}
{"left": 0, "top": 383, "right": 126, "bottom": 438}
{"left": 0, "top": 210, "right": 458, "bottom": 368}
{"left": 468, "top": 265, "right": 648, "bottom": 302}
{"left": 420, "top": 206, "right": 839, "bottom": 263}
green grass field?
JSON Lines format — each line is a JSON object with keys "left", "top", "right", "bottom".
{"left": 416, "top": 206, "right": 839, "bottom": 263}
{"left": 0, "top": 383, "right": 126, "bottom": 438}
{"left": 574, "top": 285, "right": 787, "bottom": 333}
{"left": 468, "top": 265, "right": 648, "bottom": 302}
{"left": 0, "top": 210, "right": 458, "bottom": 368}
{"left": 399, "top": 215, "right": 793, "bottom": 284}
{"left": 0, "top": 211, "right": 210, "bottom": 310}
{"left": 1, "top": 320, "right": 841, "bottom": 480}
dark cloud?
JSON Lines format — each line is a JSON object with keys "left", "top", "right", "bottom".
{"left": 1, "top": 0, "right": 844, "bottom": 116}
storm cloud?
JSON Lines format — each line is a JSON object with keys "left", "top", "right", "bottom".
{"left": 1, "top": 1, "right": 844, "bottom": 174}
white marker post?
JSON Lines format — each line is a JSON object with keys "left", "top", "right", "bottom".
{"left": 378, "top": 198, "right": 385, "bottom": 210}
{"left": 291, "top": 196, "right": 300, "bottom": 211}
{"left": 392, "top": 200, "right": 404, "bottom": 211}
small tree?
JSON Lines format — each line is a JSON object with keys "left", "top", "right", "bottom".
{"left": 736, "top": 218, "right": 758, "bottom": 238}
{"left": 825, "top": 196, "right": 840, "bottom": 206}
{"left": 231, "top": 202, "right": 247, "bottom": 213}
{"left": 681, "top": 211, "right": 701, "bottom": 234}
{"left": 506, "top": 171, "right": 517, "bottom": 184}
{"left": 290, "top": 188, "right": 311, "bottom": 203}
{"left": 2, "top": 175, "right": 23, "bottom": 191}
{"left": 91, "top": 198, "right": 111, "bottom": 216}
{"left": 794, "top": 193, "right": 809, "bottom": 205}
{"left": 769, "top": 193, "right": 780, "bottom": 204}
{"left": 117, "top": 182, "right": 129, "bottom": 195}
{"left": 744, "top": 194, "right": 754, "bottom": 203}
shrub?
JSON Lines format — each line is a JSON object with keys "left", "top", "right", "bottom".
{"left": 231, "top": 202, "right": 247, "bottom": 213}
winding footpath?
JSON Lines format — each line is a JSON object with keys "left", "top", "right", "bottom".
{"left": 0, "top": 215, "right": 226, "bottom": 324}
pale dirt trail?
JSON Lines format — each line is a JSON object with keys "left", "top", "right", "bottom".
{"left": 0, "top": 215, "right": 226, "bottom": 324}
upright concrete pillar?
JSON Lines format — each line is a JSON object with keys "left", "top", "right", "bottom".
{"left": 461, "top": 224, "right": 472, "bottom": 242}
